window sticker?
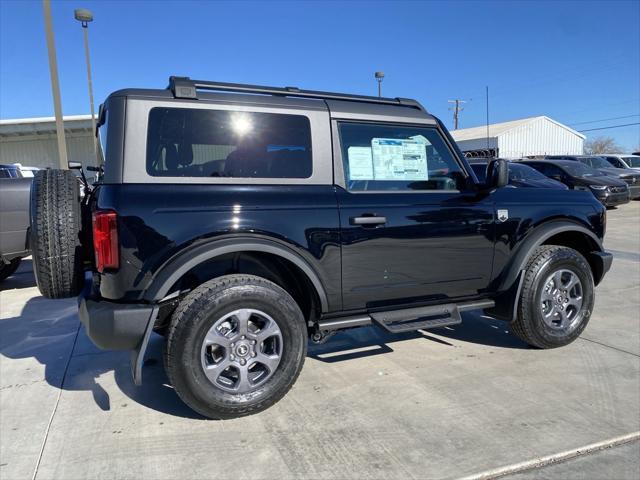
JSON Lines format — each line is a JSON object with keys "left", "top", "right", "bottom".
{"left": 371, "top": 138, "right": 428, "bottom": 180}
{"left": 347, "top": 146, "right": 374, "bottom": 180}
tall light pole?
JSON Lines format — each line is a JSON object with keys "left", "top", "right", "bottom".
{"left": 43, "top": 0, "right": 68, "bottom": 169}
{"left": 375, "top": 71, "right": 384, "bottom": 97}
{"left": 74, "top": 8, "right": 97, "bottom": 159}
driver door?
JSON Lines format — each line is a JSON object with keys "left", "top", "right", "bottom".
{"left": 335, "top": 121, "right": 495, "bottom": 311}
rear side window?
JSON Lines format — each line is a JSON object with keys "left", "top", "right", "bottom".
{"left": 338, "top": 122, "right": 464, "bottom": 191}
{"left": 146, "top": 108, "right": 312, "bottom": 178}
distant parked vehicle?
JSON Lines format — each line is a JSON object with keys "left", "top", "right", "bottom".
{"left": 522, "top": 159, "right": 630, "bottom": 207}
{"left": 0, "top": 177, "right": 32, "bottom": 280}
{"left": 599, "top": 154, "right": 640, "bottom": 172}
{"left": 0, "top": 163, "right": 40, "bottom": 179}
{"left": 469, "top": 159, "right": 567, "bottom": 189}
{"left": 0, "top": 164, "right": 22, "bottom": 178}
{"left": 545, "top": 155, "right": 640, "bottom": 199}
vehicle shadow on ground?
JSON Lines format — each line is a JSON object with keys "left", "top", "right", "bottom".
{"left": 0, "top": 294, "right": 204, "bottom": 420}
{"left": 309, "top": 313, "right": 528, "bottom": 362}
{"left": 0, "top": 258, "right": 36, "bottom": 291}
{"left": 1, "top": 286, "right": 526, "bottom": 420}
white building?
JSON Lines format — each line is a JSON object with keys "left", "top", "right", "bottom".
{"left": 0, "top": 115, "right": 96, "bottom": 169}
{"left": 451, "top": 116, "right": 585, "bottom": 159}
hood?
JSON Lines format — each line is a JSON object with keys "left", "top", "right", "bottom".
{"left": 597, "top": 167, "right": 640, "bottom": 178}
{"left": 578, "top": 175, "right": 627, "bottom": 187}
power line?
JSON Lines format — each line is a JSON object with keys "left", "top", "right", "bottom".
{"left": 579, "top": 122, "right": 640, "bottom": 132}
{"left": 569, "top": 114, "right": 640, "bottom": 126}
{"left": 448, "top": 99, "right": 466, "bottom": 129}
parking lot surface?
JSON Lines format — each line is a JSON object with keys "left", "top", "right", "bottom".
{"left": 1, "top": 202, "right": 639, "bottom": 480}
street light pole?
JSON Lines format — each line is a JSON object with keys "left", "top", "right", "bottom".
{"left": 42, "top": 0, "right": 68, "bottom": 169}
{"left": 74, "top": 8, "right": 97, "bottom": 159}
{"left": 375, "top": 71, "right": 384, "bottom": 97}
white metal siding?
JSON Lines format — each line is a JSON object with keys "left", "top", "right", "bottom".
{"left": 454, "top": 137, "right": 498, "bottom": 153}
{"left": 498, "top": 117, "right": 583, "bottom": 158}
{"left": 0, "top": 132, "right": 94, "bottom": 169}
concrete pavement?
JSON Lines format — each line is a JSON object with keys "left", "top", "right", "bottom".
{"left": 1, "top": 202, "right": 638, "bottom": 480}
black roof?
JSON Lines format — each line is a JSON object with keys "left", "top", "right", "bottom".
{"left": 105, "top": 76, "right": 434, "bottom": 122}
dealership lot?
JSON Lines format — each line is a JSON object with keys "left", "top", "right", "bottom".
{"left": 1, "top": 203, "right": 638, "bottom": 480}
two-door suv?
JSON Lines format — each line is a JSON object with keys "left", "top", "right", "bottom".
{"left": 30, "top": 77, "right": 613, "bottom": 419}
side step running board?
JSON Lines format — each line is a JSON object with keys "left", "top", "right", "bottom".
{"left": 318, "top": 299, "right": 495, "bottom": 334}
{"left": 371, "top": 304, "right": 461, "bottom": 333}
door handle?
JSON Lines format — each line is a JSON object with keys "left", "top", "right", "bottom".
{"left": 350, "top": 215, "right": 387, "bottom": 226}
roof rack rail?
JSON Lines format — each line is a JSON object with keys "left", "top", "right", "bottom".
{"left": 167, "top": 76, "right": 426, "bottom": 111}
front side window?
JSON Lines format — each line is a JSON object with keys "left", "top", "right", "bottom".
{"left": 623, "top": 156, "right": 640, "bottom": 168}
{"left": 339, "top": 122, "right": 464, "bottom": 191}
{"left": 603, "top": 156, "right": 625, "bottom": 168}
{"left": 146, "top": 108, "right": 312, "bottom": 178}
{"left": 585, "top": 156, "right": 614, "bottom": 169}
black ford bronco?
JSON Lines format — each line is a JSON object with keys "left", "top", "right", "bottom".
{"left": 30, "top": 77, "right": 613, "bottom": 419}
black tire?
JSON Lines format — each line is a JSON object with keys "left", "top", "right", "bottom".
{"left": 164, "top": 274, "right": 307, "bottom": 419}
{"left": 511, "top": 245, "right": 594, "bottom": 349}
{"left": 30, "top": 169, "right": 83, "bottom": 299}
{"left": 0, "top": 258, "right": 21, "bottom": 282}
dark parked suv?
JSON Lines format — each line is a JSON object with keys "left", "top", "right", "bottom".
{"left": 30, "top": 77, "right": 613, "bottom": 419}
{"left": 521, "top": 159, "right": 630, "bottom": 207}
{"left": 545, "top": 155, "right": 640, "bottom": 199}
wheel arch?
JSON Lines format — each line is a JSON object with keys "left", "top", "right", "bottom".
{"left": 143, "top": 237, "right": 330, "bottom": 313}
{"left": 488, "top": 220, "right": 607, "bottom": 321}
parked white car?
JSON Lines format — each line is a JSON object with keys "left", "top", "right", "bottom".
{"left": 600, "top": 154, "right": 640, "bottom": 171}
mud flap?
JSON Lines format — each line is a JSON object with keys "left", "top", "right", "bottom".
{"left": 130, "top": 306, "right": 160, "bottom": 386}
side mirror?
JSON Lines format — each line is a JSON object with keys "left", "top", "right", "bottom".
{"left": 68, "top": 161, "right": 82, "bottom": 170}
{"left": 550, "top": 174, "right": 563, "bottom": 181}
{"left": 487, "top": 159, "right": 509, "bottom": 189}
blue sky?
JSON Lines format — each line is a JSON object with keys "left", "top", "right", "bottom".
{"left": 1, "top": 0, "right": 639, "bottom": 150}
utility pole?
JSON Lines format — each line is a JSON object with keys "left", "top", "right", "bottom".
{"left": 486, "top": 86, "right": 490, "bottom": 151}
{"left": 43, "top": 0, "right": 68, "bottom": 169}
{"left": 448, "top": 99, "right": 466, "bottom": 130}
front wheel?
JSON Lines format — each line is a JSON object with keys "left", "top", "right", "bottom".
{"left": 511, "top": 245, "right": 594, "bottom": 349}
{"left": 164, "top": 274, "right": 307, "bottom": 419}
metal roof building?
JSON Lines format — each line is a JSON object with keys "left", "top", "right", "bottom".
{"left": 451, "top": 116, "right": 585, "bottom": 158}
{"left": 0, "top": 115, "right": 96, "bottom": 169}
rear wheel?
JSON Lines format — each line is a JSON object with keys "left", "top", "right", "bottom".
{"left": 511, "top": 245, "right": 594, "bottom": 348}
{"left": 30, "top": 169, "right": 84, "bottom": 298}
{"left": 0, "top": 258, "right": 21, "bottom": 282}
{"left": 164, "top": 274, "right": 307, "bottom": 419}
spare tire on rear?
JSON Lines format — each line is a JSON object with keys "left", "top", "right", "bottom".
{"left": 30, "top": 169, "right": 84, "bottom": 298}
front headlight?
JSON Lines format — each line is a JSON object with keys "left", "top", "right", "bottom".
{"left": 589, "top": 185, "right": 607, "bottom": 191}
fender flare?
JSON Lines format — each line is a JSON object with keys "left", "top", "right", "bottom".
{"left": 487, "top": 220, "right": 606, "bottom": 322}
{"left": 496, "top": 220, "right": 604, "bottom": 293}
{"left": 143, "top": 237, "right": 330, "bottom": 312}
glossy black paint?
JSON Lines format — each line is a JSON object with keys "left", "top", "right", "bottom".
{"left": 93, "top": 177, "right": 606, "bottom": 319}
{"left": 95, "top": 184, "right": 342, "bottom": 308}
{"left": 336, "top": 187, "right": 494, "bottom": 310}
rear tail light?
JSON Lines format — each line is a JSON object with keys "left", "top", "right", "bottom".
{"left": 92, "top": 210, "right": 119, "bottom": 272}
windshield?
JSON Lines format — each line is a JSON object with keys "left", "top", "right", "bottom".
{"left": 584, "top": 156, "right": 614, "bottom": 169}
{"left": 623, "top": 156, "right": 640, "bottom": 168}
{"left": 508, "top": 163, "right": 548, "bottom": 181}
{"left": 563, "top": 162, "right": 604, "bottom": 178}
